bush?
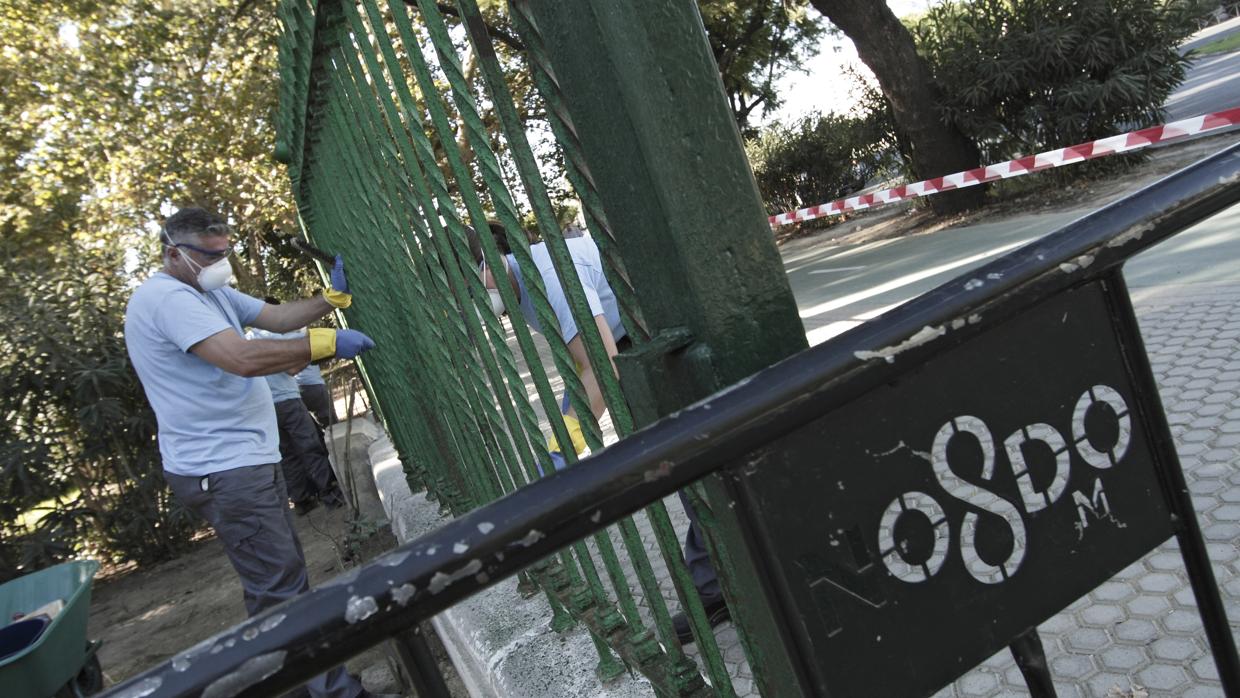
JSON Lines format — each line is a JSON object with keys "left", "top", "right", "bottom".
{"left": 747, "top": 111, "right": 899, "bottom": 216}
{"left": 912, "top": 0, "right": 1193, "bottom": 163}
{"left": 0, "top": 246, "right": 197, "bottom": 582}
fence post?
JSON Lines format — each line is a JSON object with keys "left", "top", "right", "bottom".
{"left": 516, "top": 2, "right": 811, "bottom": 694}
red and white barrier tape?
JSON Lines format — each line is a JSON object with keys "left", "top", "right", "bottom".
{"left": 769, "top": 106, "right": 1240, "bottom": 228}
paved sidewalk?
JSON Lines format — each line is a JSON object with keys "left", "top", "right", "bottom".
{"left": 917, "top": 285, "right": 1240, "bottom": 697}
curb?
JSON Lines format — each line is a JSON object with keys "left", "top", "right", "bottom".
{"left": 365, "top": 428, "right": 653, "bottom": 698}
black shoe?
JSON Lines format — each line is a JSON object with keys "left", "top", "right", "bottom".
{"left": 672, "top": 598, "right": 730, "bottom": 645}
{"left": 293, "top": 499, "right": 319, "bottom": 517}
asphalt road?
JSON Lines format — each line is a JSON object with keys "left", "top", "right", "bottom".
{"left": 784, "top": 196, "right": 1240, "bottom": 346}
{"left": 1169, "top": 15, "right": 1240, "bottom": 120}
{"left": 785, "top": 21, "right": 1240, "bottom": 343}
{"left": 1166, "top": 50, "right": 1240, "bottom": 121}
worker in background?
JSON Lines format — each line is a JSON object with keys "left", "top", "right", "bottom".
{"left": 124, "top": 207, "right": 377, "bottom": 698}
{"left": 250, "top": 299, "right": 345, "bottom": 516}
{"left": 297, "top": 359, "right": 338, "bottom": 437}
{"left": 468, "top": 220, "right": 728, "bottom": 645}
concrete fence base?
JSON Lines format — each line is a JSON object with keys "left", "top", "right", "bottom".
{"left": 331, "top": 417, "right": 652, "bottom": 698}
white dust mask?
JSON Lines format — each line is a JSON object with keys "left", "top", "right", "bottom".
{"left": 182, "top": 252, "right": 233, "bottom": 291}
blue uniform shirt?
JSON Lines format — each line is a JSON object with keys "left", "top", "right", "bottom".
{"left": 247, "top": 329, "right": 305, "bottom": 403}
{"left": 509, "top": 235, "right": 626, "bottom": 344}
{"left": 125, "top": 272, "right": 279, "bottom": 477}
{"left": 295, "top": 362, "right": 325, "bottom": 387}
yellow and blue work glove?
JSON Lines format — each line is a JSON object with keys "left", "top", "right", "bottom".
{"left": 323, "top": 254, "right": 352, "bottom": 309}
{"left": 308, "top": 328, "right": 376, "bottom": 361}
{"left": 545, "top": 413, "right": 588, "bottom": 474}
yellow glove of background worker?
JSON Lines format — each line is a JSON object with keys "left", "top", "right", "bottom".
{"left": 547, "top": 413, "right": 588, "bottom": 456}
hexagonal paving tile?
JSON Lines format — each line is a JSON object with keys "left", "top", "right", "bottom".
{"left": 1099, "top": 644, "right": 1150, "bottom": 672}
{"left": 1087, "top": 672, "right": 1146, "bottom": 698}
{"left": 1191, "top": 654, "right": 1222, "bottom": 682}
{"left": 1064, "top": 627, "right": 1111, "bottom": 654}
{"left": 1079, "top": 603, "right": 1126, "bottom": 628}
{"left": 1136, "top": 664, "right": 1190, "bottom": 692}
{"left": 1151, "top": 636, "right": 1202, "bottom": 662}
{"left": 1180, "top": 685, "right": 1226, "bottom": 698}
{"left": 1050, "top": 653, "right": 1097, "bottom": 680}
{"left": 1092, "top": 581, "right": 1137, "bottom": 603}
{"left": 1148, "top": 552, "right": 1186, "bottom": 572}
{"left": 1114, "top": 617, "right": 1160, "bottom": 644}
{"left": 1138, "top": 572, "right": 1183, "bottom": 594}
{"left": 1162, "top": 609, "right": 1205, "bottom": 635}
{"left": 958, "top": 670, "right": 1000, "bottom": 697}
{"left": 1210, "top": 508, "right": 1240, "bottom": 525}
{"left": 1127, "top": 595, "right": 1172, "bottom": 619}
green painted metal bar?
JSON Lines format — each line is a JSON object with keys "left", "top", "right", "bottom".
{"left": 270, "top": 0, "right": 786, "bottom": 693}
{"left": 318, "top": 100, "right": 485, "bottom": 506}
{"left": 505, "top": 3, "right": 648, "bottom": 346}
{"left": 303, "top": 23, "right": 470, "bottom": 506}
{"left": 511, "top": 3, "right": 813, "bottom": 695}
{"left": 409, "top": 0, "right": 600, "bottom": 455}
{"left": 312, "top": 91, "right": 476, "bottom": 507}
{"left": 445, "top": 6, "right": 720, "bottom": 688}
{"left": 358, "top": 5, "right": 631, "bottom": 651}
{"left": 338, "top": 4, "right": 643, "bottom": 677}
{"left": 345, "top": 0, "right": 547, "bottom": 496}
{"left": 357, "top": 0, "right": 613, "bottom": 591}
{"left": 457, "top": 5, "right": 735, "bottom": 690}
{"left": 326, "top": 18, "right": 510, "bottom": 508}
{"left": 411, "top": 8, "right": 719, "bottom": 688}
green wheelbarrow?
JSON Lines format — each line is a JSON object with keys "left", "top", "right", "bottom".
{"left": 0, "top": 560, "right": 103, "bottom": 698}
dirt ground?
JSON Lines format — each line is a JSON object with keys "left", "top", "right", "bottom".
{"left": 82, "top": 130, "right": 1238, "bottom": 698}
{"left": 87, "top": 499, "right": 466, "bottom": 696}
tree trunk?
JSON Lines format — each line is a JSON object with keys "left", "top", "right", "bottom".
{"left": 810, "top": 0, "right": 985, "bottom": 215}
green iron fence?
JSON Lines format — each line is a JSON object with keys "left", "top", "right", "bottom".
{"left": 273, "top": 1, "right": 799, "bottom": 694}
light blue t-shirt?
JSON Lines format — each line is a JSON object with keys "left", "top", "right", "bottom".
{"left": 124, "top": 272, "right": 279, "bottom": 477}
{"left": 295, "top": 362, "right": 325, "bottom": 387}
{"left": 510, "top": 236, "right": 626, "bottom": 344}
{"left": 247, "top": 329, "right": 305, "bottom": 403}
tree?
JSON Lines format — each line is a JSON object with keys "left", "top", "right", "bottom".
{"left": 912, "top": 0, "right": 1192, "bottom": 163}
{"left": 809, "top": 0, "right": 986, "bottom": 214}
{"left": 0, "top": 0, "right": 307, "bottom": 574}
{"left": 747, "top": 111, "right": 897, "bottom": 216}
{"left": 697, "top": 0, "right": 826, "bottom": 135}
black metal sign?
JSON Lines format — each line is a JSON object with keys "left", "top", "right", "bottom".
{"left": 733, "top": 279, "right": 1176, "bottom": 697}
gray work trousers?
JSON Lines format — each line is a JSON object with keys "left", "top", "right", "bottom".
{"left": 679, "top": 490, "right": 722, "bottom": 605}
{"left": 299, "top": 383, "right": 337, "bottom": 432}
{"left": 165, "top": 464, "right": 363, "bottom": 698}
{"left": 275, "top": 398, "right": 339, "bottom": 505}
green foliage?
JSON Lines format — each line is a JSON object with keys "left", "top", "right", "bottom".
{"left": 0, "top": 245, "right": 198, "bottom": 581}
{"left": 911, "top": 0, "right": 1193, "bottom": 162}
{"left": 697, "top": 0, "right": 826, "bottom": 134}
{"left": 746, "top": 111, "right": 898, "bottom": 216}
{"left": 0, "top": 0, "right": 310, "bottom": 576}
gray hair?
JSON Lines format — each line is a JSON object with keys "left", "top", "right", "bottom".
{"left": 161, "top": 207, "right": 231, "bottom": 247}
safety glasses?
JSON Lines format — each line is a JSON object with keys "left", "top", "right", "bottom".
{"left": 174, "top": 241, "right": 234, "bottom": 261}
